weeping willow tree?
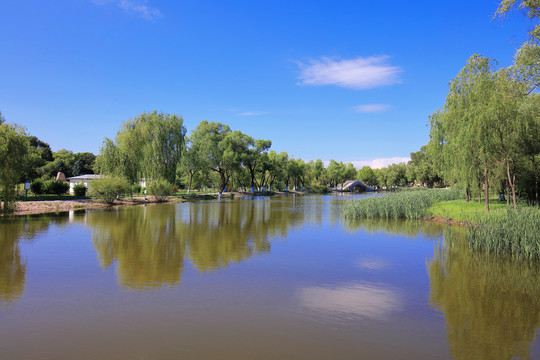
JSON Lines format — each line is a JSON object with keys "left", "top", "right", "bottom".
{"left": 0, "top": 121, "right": 29, "bottom": 214}
{"left": 95, "top": 111, "right": 186, "bottom": 185}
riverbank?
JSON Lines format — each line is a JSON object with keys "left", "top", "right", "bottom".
{"left": 343, "top": 189, "right": 540, "bottom": 260}
{"left": 6, "top": 197, "right": 180, "bottom": 216}
{"left": 3, "top": 190, "right": 310, "bottom": 216}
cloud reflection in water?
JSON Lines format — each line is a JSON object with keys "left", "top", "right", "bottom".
{"left": 299, "top": 282, "right": 401, "bottom": 321}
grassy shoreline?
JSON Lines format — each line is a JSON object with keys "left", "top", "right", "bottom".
{"left": 343, "top": 189, "right": 540, "bottom": 260}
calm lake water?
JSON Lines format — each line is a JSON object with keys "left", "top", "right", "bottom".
{"left": 1, "top": 194, "right": 539, "bottom": 360}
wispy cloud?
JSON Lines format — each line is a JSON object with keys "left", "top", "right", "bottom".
{"left": 93, "top": 0, "right": 161, "bottom": 20}
{"left": 236, "top": 111, "right": 267, "bottom": 116}
{"left": 353, "top": 104, "right": 391, "bottom": 113}
{"left": 351, "top": 157, "right": 411, "bottom": 169}
{"left": 297, "top": 56, "right": 402, "bottom": 89}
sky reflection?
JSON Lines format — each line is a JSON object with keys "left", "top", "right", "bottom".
{"left": 299, "top": 282, "right": 401, "bottom": 321}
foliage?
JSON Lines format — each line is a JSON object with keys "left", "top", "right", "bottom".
{"left": 96, "top": 111, "right": 186, "bottom": 185}
{"left": 90, "top": 177, "right": 130, "bottom": 204}
{"left": 310, "top": 180, "right": 330, "bottom": 194}
{"left": 357, "top": 166, "right": 378, "bottom": 187}
{"left": 189, "top": 121, "right": 249, "bottom": 193}
{"left": 343, "top": 189, "right": 463, "bottom": 220}
{"left": 0, "top": 122, "right": 29, "bottom": 213}
{"left": 30, "top": 178, "right": 44, "bottom": 195}
{"left": 466, "top": 208, "right": 540, "bottom": 260}
{"left": 72, "top": 152, "right": 96, "bottom": 176}
{"left": 428, "top": 199, "right": 508, "bottom": 222}
{"left": 73, "top": 184, "right": 87, "bottom": 197}
{"left": 131, "top": 183, "right": 142, "bottom": 195}
{"left": 148, "top": 179, "right": 173, "bottom": 202}
{"left": 44, "top": 180, "right": 69, "bottom": 196}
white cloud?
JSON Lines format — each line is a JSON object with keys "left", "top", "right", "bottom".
{"left": 236, "top": 111, "right": 267, "bottom": 116}
{"left": 322, "top": 157, "right": 410, "bottom": 169}
{"left": 93, "top": 0, "right": 161, "bottom": 19}
{"left": 350, "top": 157, "right": 411, "bottom": 169}
{"left": 297, "top": 56, "right": 402, "bottom": 89}
{"left": 353, "top": 104, "right": 391, "bottom": 113}
{"left": 299, "top": 282, "right": 401, "bottom": 321}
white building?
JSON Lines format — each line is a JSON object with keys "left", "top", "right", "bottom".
{"left": 66, "top": 174, "right": 101, "bottom": 195}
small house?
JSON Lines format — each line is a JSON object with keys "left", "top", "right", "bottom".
{"left": 66, "top": 174, "right": 101, "bottom": 195}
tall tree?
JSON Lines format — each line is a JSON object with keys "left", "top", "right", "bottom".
{"left": 96, "top": 111, "right": 186, "bottom": 185}
{"left": 190, "top": 121, "right": 249, "bottom": 193}
{"left": 243, "top": 138, "right": 271, "bottom": 189}
{"left": 358, "top": 166, "right": 378, "bottom": 186}
{"left": 430, "top": 55, "right": 498, "bottom": 210}
{"left": 0, "top": 122, "right": 29, "bottom": 213}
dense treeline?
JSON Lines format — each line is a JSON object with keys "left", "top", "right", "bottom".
{"left": 2, "top": 106, "right": 425, "bottom": 214}
{"left": 1, "top": 1, "right": 538, "bottom": 214}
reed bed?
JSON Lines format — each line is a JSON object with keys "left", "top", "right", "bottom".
{"left": 342, "top": 188, "right": 462, "bottom": 220}
{"left": 466, "top": 208, "right": 540, "bottom": 261}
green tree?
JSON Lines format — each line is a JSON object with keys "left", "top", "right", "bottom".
{"left": 430, "top": 55, "right": 498, "bottom": 210}
{"left": 358, "top": 166, "right": 378, "bottom": 186}
{"left": 189, "top": 121, "right": 249, "bottom": 193}
{"left": 72, "top": 152, "right": 96, "bottom": 176}
{"left": 96, "top": 111, "right": 186, "bottom": 185}
{"left": 0, "top": 122, "right": 29, "bottom": 213}
{"left": 243, "top": 138, "right": 271, "bottom": 190}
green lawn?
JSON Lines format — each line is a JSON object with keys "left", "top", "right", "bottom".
{"left": 428, "top": 198, "right": 512, "bottom": 222}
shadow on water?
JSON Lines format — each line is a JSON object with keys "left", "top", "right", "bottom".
{"left": 428, "top": 230, "right": 540, "bottom": 360}
{"left": 0, "top": 213, "right": 72, "bottom": 305}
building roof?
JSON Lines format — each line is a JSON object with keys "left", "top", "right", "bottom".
{"left": 342, "top": 180, "right": 374, "bottom": 191}
{"left": 66, "top": 174, "right": 102, "bottom": 181}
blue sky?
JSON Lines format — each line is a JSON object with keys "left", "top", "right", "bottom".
{"left": 0, "top": 0, "right": 531, "bottom": 168}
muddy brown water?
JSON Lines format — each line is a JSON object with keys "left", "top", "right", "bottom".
{"left": 1, "top": 194, "right": 539, "bottom": 360}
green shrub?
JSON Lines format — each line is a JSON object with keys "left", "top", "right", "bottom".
{"left": 311, "top": 181, "right": 330, "bottom": 194}
{"left": 44, "top": 180, "right": 69, "bottom": 196}
{"left": 90, "top": 177, "right": 130, "bottom": 204}
{"left": 131, "top": 184, "right": 142, "bottom": 195}
{"left": 149, "top": 179, "right": 173, "bottom": 202}
{"left": 30, "top": 178, "right": 44, "bottom": 195}
{"left": 73, "top": 184, "right": 87, "bottom": 197}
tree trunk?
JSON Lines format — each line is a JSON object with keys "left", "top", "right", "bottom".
{"left": 533, "top": 158, "right": 539, "bottom": 204}
{"left": 478, "top": 181, "right": 482, "bottom": 204}
{"left": 466, "top": 184, "right": 471, "bottom": 202}
{"left": 187, "top": 170, "right": 195, "bottom": 194}
{"left": 505, "top": 156, "right": 517, "bottom": 210}
{"left": 484, "top": 159, "right": 489, "bottom": 212}
{"left": 506, "top": 181, "right": 510, "bottom": 207}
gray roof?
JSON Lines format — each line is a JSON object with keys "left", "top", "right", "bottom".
{"left": 342, "top": 180, "right": 374, "bottom": 191}
{"left": 66, "top": 174, "right": 101, "bottom": 181}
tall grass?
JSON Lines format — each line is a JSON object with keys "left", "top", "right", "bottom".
{"left": 466, "top": 208, "right": 540, "bottom": 261}
{"left": 343, "top": 188, "right": 462, "bottom": 220}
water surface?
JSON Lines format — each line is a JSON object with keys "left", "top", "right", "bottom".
{"left": 1, "top": 195, "right": 539, "bottom": 359}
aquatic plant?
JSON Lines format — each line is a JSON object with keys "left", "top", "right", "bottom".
{"left": 342, "top": 188, "right": 462, "bottom": 220}
{"left": 466, "top": 208, "right": 540, "bottom": 261}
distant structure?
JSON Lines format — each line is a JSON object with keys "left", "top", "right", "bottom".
{"left": 66, "top": 174, "right": 101, "bottom": 195}
{"left": 341, "top": 180, "right": 374, "bottom": 192}
{"left": 55, "top": 172, "right": 66, "bottom": 181}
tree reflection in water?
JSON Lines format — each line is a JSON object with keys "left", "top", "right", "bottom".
{"left": 88, "top": 205, "right": 187, "bottom": 290}
{"left": 86, "top": 199, "right": 305, "bottom": 289}
{"left": 342, "top": 218, "right": 445, "bottom": 239}
{"left": 428, "top": 232, "right": 540, "bottom": 360}
{"left": 0, "top": 214, "right": 70, "bottom": 305}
